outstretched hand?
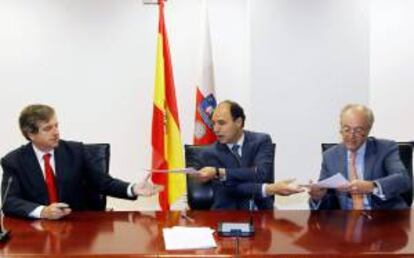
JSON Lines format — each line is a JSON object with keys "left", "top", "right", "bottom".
{"left": 133, "top": 173, "right": 164, "bottom": 197}
{"left": 265, "top": 179, "right": 305, "bottom": 196}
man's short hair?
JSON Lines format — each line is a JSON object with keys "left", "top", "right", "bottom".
{"left": 19, "top": 104, "right": 55, "bottom": 140}
{"left": 340, "top": 104, "right": 375, "bottom": 130}
{"left": 222, "top": 100, "right": 246, "bottom": 127}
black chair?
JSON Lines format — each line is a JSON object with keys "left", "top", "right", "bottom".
{"left": 184, "top": 143, "right": 276, "bottom": 210}
{"left": 185, "top": 145, "right": 214, "bottom": 210}
{"left": 83, "top": 143, "right": 110, "bottom": 211}
{"left": 321, "top": 142, "right": 413, "bottom": 207}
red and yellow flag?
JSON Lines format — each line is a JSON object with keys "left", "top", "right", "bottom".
{"left": 151, "top": 0, "right": 185, "bottom": 211}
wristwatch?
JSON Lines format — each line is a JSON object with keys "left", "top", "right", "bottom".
{"left": 215, "top": 167, "right": 220, "bottom": 178}
{"left": 372, "top": 181, "right": 379, "bottom": 195}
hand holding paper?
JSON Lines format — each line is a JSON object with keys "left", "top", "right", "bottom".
{"left": 306, "top": 173, "right": 349, "bottom": 202}
{"left": 265, "top": 179, "right": 305, "bottom": 196}
{"left": 311, "top": 173, "right": 349, "bottom": 188}
{"left": 145, "top": 168, "right": 197, "bottom": 174}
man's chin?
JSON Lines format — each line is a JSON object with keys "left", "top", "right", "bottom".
{"left": 51, "top": 141, "right": 60, "bottom": 148}
{"left": 345, "top": 143, "right": 360, "bottom": 152}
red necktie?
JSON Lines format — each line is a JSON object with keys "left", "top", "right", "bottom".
{"left": 349, "top": 152, "right": 363, "bottom": 210}
{"left": 43, "top": 153, "right": 58, "bottom": 204}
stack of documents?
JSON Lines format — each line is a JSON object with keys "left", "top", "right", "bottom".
{"left": 163, "top": 226, "right": 216, "bottom": 250}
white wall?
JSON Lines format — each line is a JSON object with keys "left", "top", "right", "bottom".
{"left": 370, "top": 0, "right": 414, "bottom": 141}
{"left": 250, "top": 0, "right": 370, "bottom": 183}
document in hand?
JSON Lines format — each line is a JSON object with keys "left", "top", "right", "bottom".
{"left": 145, "top": 168, "right": 197, "bottom": 174}
{"left": 313, "top": 173, "right": 349, "bottom": 188}
{"left": 163, "top": 226, "right": 217, "bottom": 250}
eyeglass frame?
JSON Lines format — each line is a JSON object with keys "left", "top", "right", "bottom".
{"left": 340, "top": 125, "right": 368, "bottom": 136}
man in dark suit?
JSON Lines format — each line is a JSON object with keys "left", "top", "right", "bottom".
{"left": 194, "top": 100, "right": 303, "bottom": 210}
{"left": 1, "top": 104, "right": 162, "bottom": 220}
{"left": 309, "top": 104, "right": 411, "bottom": 210}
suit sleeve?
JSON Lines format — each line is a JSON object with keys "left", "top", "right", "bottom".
{"left": 1, "top": 158, "right": 40, "bottom": 218}
{"left": 81, "top": 145, "right": 136, "bottom": 200}
{"left": 375, "top": 142, "right": 411, "bottom": 200}
{"left": 226, "top": 134, "right": 274, "bottom": 198}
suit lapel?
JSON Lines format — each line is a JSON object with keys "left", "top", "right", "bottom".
{"left": 240, "top": 132, "right": 251, "bottom": 167}
{"left": 54, "top": 144, "right": 66, "bottom": 201}
{"left": 364, "top": 138, "right": 376, "bottom": 180}
{"left": 23, "top": 144, "right": 49, "bottom": 200}
{"left": 216, "top": 142, "right": 240, "bottom": 167}
{"left": 337, "top": 144, "right": 348, "bottom": 180}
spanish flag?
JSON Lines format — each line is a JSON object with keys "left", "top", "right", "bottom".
{"left": 151, "top": 0, "right": 185, "bottom": 211}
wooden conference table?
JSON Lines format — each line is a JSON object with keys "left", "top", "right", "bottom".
{"left": 0, "top": 209, "right": 413, "bottom": 257}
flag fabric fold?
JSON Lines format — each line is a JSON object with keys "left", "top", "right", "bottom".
{"left": 151, "top": 0, "right": 185, "bottom": 211}
{"left": 193, "top": 1, "right": 217, "bottom": 145}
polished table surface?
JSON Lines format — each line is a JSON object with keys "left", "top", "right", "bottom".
{"left": 1, "top": 209, "right": 413, "bottom": 257}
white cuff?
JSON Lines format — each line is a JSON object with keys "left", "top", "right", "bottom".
{"left": 372, "top": 181, "right": 386, "bottom": 200}
{"left": 127, "top": 183, "right": 135, "bottom": 197}
{"left": 29, "top": 205, "right": 46, "bottom": 219}
{"left": 262, "top": 184, "right": 267, "bottom": 198}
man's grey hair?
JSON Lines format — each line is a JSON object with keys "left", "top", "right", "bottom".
{"left": 340, "top": 104, "right": 375, "bottom": 130}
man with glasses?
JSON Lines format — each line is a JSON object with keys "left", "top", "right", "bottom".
{"left": 308, "top": 104, "right": 411, "bottom": 210}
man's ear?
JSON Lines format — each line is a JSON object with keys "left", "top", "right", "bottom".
{"left": 235, "top": 117, "right": 243, "bottom": 128}
{"left": 27, "top": 132, "right": 35, "bottom": 141}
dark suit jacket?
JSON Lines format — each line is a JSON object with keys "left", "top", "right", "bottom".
{"left": 315, "top": 137, "right": 411, "bottom": 210}
{"left": 1, "top": 140, "right": 135, "bottom": 218}
{"left": 198, "top": 130, "right": 274, "bottom": 210}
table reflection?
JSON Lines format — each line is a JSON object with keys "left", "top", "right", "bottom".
{"left": 295, "top": 210, "right": 410, "bottom": 254}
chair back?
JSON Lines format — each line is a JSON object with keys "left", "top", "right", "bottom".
{"left": 185, "top": 145, "right": 214, "bottom": 210}
{"left": 321, "top": 142, "right": 413, "bottom": 206}
{"left": 83, "top": 143, "right": 110, "bottom": 210}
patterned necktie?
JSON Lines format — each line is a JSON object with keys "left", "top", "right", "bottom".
{"left": 231, "top": 144, "right": 241, "bottom": 162}
{"left": 349, "top": 152, "right": 363, "bottom": 210}
{"left": 43, "top": 153, "right": 58, "bottom": 204}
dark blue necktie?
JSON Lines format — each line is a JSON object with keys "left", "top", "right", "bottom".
{"left": 231, "top": 144, "right": 241, "bottom": 162}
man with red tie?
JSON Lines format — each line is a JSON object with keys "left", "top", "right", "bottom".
{"left": 1, "top": 104, "right": 162, "bottom": 220}
{"left": 308, "top": 104, "right": 411, "bottom": 210}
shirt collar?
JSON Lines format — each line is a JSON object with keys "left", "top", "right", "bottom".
{"left": 32, "top": 143, "right": 55, "bottom": 161}
{"left": 347, "top": 141, "right": 367, "bottom": 160}
{"left": 227, "top": 132, "right": 245, "bottom": 150}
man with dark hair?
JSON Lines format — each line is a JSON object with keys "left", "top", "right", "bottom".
{"left": 194, "top": 100, "right": 303, "bottom": 210}
{"left": 1, "top": 104, "right": 162, "bottom": 220}
{"left": 308, "top": 104, "right": 411, "bottom": 210}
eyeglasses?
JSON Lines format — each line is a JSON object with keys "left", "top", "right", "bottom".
{"left": 340, "top": 126, "right": 366, "bottom": 136}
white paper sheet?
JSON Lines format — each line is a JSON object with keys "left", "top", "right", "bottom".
{"left": 163, "top": 226, "right": 216, "bottom": 250}
{"left": 314, "top": 173, "right": 349, "bottom": 188}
